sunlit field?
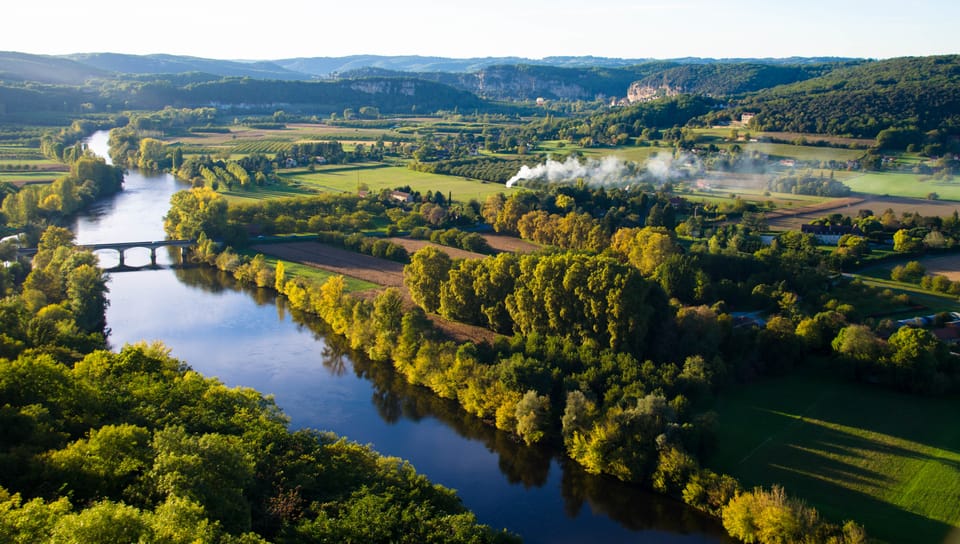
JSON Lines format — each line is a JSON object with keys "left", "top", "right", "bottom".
{"left": 709, "top": 374, "right": 960, "bottom": 544}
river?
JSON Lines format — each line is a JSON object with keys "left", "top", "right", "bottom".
{"left": 73, "top": 131, "right": 731, "bottom": 543}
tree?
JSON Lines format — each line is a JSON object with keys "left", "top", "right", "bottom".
{"left": 274, "top": 261, "right": 286, "bottom": 292}
{"left": 514, "top": 390, "right": 550, "bottom": 445}
{"left": 65, "top": 264, "right": 109, "bottom": 332}
{"left": 610, "top": 226, "right": 680, "bottom": 277}
{"left": 890, "top": 260, "right": 925, "bottom": 283}
{"left": 163, "top": 188, "right": 228, "bottom": 240}
{"left": 722, "top": 486, "right": 819, "bottom": 544}
{"left": 892, "top": 229, "right": 923, "bottom": 253}
{"left": 368, "top": 288, "right": 404, "bottom": 361}
{"left": 832, "top": 324, "right": 886, "bottom": 373}
{"left": 137, "top": 138, "right": 167, "bottom": 171}
{"left": 403, "top": 247, "right": 452, "bottom": 313}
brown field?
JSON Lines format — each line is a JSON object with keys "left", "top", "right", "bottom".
{"left": 767, "top": 195, "right": 960, "bottom": 230}
{"left": 916, "top": 254, "right": 960, "bottom": 281}
{"left": 385, "top": 238, "right": 488, "bottom": 261}
{"left": 254, "top": 241, "right": 405, "bottom": 287}
{"left": 480, "top": 234, "right": 542, "bottom": 254}
{"left": 386, "top": 234, "right": 541, "bottom": 259}
{"left": 764, "top": 197, "right": 866, "bottom": 229}
{"left": 252, "top": 240, "right": 497, "bottom": 344}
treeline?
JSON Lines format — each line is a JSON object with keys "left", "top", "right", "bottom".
{"left": 316, "top": 231, "right": 409, "bottom": 263}
{"left": 768, "top": 171, "right": 852, "bottom": 197}
{"left": 409, "top": 226, "right": 493, "bottom": 254}
{"left": 410, "top": 157, "right": 531, "bottom": 183}
{"left": 0, "top": 155, "right": 124, "bottom": 239}
{"left": 539, "top": 95, "right": 717, "bottom": 146}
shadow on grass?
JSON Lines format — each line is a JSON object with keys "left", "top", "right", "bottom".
{"left": 735, "top": 409, "right": 958, "bottom": 543}
{"left": 311, "top": 163, "right": 392, "bottom": 175}
{"left": 709, "top": 375, "right": 960, "bottom": 542}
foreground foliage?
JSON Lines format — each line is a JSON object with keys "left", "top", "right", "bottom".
{"left": 0, "top": 228, "right": 516, "bottom": 544}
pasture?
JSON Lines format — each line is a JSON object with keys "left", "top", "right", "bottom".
{"left": 274, "top": 163, "right": 517, "bottom": 202}
{"left": 708, "top": 374, "right": 960, "bottom": 544}
{"left": 0, "top": 171, "right": 61, "bottom": 186}
{"left": 844, "top": 172, "right": 960, "bottom": 201}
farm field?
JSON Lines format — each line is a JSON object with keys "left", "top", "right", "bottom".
{"left": 844, "top": 172, "right": 960, "bottom": 201}
{"left": 251, "top": 240, "right": 497, "bottom": 344}
{"left": 244, "top": 251, "right": 377, "bottom": 293}
{"left": 276, "top": 163, "right": 517, "bottom": 202}
{"left": 915, "top": 253, "right": 960, "bottom": 281}
{"left": 766, "top": 194, "right": 960, "bottom": 231}
{"left": 697, "top": 127, "right": 874, "bottom": 150}
{"left": 0, "top": 171, "right": 62, "bottom": 186}
{"left": 708, "top": 374, "right": 960, "bottom": 544}
{"left": 251, "top": 241, "right": 405, "bottom": 288}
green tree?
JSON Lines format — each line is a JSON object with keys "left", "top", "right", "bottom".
{"left": 163, "top": 188, "right": 228, "bottom": 240}
{"left": 514, "top": 390, "right": 550, "bottom": 445}
{"left": 403, "top": 247, "right": 452, "bottom": 313}
{"left": 65, "top": 264, "right": 109, "bottom": 333}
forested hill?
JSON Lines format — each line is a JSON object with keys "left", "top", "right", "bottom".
{"left": 0, "top": 51, "right": 110, "bottom": 85}
{"left": 65, "top": 53, "right": 306, "bottom": 80}
{"left": 0, "top": 75, "right": 485, "bottom": 117}
{"left": 726, "top": 55, "right": 960, "bottom": 137}
{"left": 628, "top": 61, "right": 861, "bottom": 97}
{"left": 339, "top": 63, "right": 678, "bottom": 101}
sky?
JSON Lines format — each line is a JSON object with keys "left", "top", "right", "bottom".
{"left": 4, "top": 0, "right": 959, "bottom": 61}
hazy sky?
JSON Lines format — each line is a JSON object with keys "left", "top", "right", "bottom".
{"left": 4, "top": 0, "right": 958, "bottom": 60}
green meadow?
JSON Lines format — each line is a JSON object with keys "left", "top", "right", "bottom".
{"left": 844, "top": 172, "right": 960, "bottom": 201}
{"left": 708, "top": 374, "right": 960, "bottom": 543}
{"left": 0, "top": 171, "right": 62, "bottom": 184}
{"left": 272, "top": 163, "right": 517, "bottom": 202}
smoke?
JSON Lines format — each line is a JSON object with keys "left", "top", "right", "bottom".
{"left": 505, "top": 152, "right": 702, "bottom": 188}
{"left": 506, "top": 156, "right": 628, "bottom": 187}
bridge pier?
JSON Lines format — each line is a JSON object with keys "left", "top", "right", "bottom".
{"left": 150, "top": 248, "right": 157, "bottom": 266}
{"left": 117, "top": 249, "right": 125, "bottom": 267}
{"left": 180, "top": 246, "right": 189, "bottom": 263}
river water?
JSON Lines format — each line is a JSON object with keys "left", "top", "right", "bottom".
{"left": 73, "top": 131, "right": 731, "bottom": 543}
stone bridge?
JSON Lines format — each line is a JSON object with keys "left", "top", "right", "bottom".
{"left": 18, "top": 239, "right": 197, "bottom": 267}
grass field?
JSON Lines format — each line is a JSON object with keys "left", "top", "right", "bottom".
{"left": 708, "top": 374, "right": 960, "bottom": 543}
{"left": 0, "top": 171, "right": 62, "bottom": 185}
{"left": 844, "top": 172, "right": 960, "bottom": 201}
{"left": 273, "top": 163, "right": 517, "bottom": 202}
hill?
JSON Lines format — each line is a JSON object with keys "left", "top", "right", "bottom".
{"left": 0, "top": 51, "right": 109, "bottom": 85}
{"left": 65, "top": 52, "right": 308, "bottom": 80}
{"left": 728, "top": 55, "right": 960, "bottom": 137}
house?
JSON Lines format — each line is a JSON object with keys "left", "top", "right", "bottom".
{"left": 800, "top": 224, "right": 863, "bottom": 245}
{"left": 390, "top": 190, "right": 412, "bottom": 203}
{"left": 740, "top": 112, "right": 755, "bottom": 125}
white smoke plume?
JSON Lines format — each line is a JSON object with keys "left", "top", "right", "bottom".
{"left": 506, "top": 156, "right": 631, "bottom": 188}
{"left": 505, "top": 153, "right": 701, "bottom": 188}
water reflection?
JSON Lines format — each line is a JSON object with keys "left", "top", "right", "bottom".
{"left": 278, "top": 291, "right": 728, "bottom": 540}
